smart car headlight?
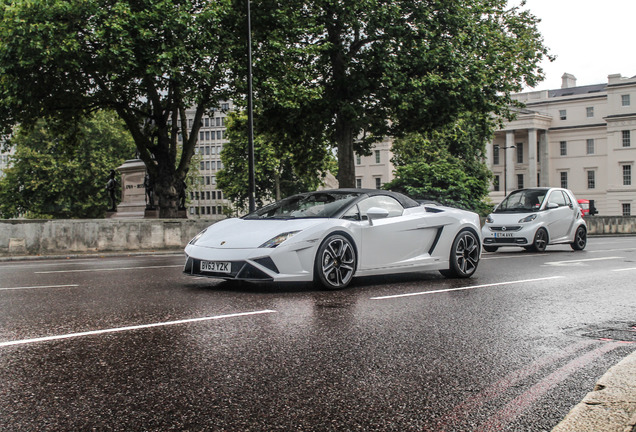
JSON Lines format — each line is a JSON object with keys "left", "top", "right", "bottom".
{"left": 259, "top": 231, "right": 300, "bottom": 248}
{"left": 485, "top": 215, "right": 494, "bottom": 224}
{"left": 518, "top": 214, "right": 537, "bottom": 223}
{"left": 188, "top": 228, "right": 208, "bottom": 245}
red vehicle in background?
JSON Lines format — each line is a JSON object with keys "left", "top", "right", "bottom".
{"left": 578, "top": 199, "right": 589, "bottom": 216}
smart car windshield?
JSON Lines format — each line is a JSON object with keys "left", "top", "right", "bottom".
{"left": 495, "top": 189, "right": 546, "bottom": 213}
{"left": 243, "top": 192, "right": 361, "bottom": 220}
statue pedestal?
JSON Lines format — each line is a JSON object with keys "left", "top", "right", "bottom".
{"left": 111, "top": 159, "right": 146, "bottom": 219}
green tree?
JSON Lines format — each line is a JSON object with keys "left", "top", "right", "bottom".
{"left": 0, "top": 112, "right": 135, "bottom": 218}
{"left": 217, "top": 112, "right": 332, "bottom": 214}
{"left": 0, "top": 0, "right": 234, "bottom": 217}
{"left": 384, "top": 113, "right": 493, "bottom": 214}
{"left": 248, "top": 0, "right": 550, "bottom": 187}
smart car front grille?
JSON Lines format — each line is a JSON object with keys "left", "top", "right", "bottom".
{"left": 490, "top": 226, "right": 522, "bottom": 232}
{"left": 484, "top": 237, "right": 528, "bottom": 244}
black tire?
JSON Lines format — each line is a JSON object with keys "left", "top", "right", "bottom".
{"left": 314, "top": 234, "right": 357, "bottom": 289}
{"left": 529, "top": 228, "right": 548, "bottom": 252}
{"left": 483, "top": 245, "right": 499, "bottom": 253}
{"left": 440, "top": 229, "right": 480, "bottom": 278}
{"left": 570, "top": 226, "right": 587, "bottom": 250}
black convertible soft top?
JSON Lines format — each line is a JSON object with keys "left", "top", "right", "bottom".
{"left": 320, "top": 188, "right": 421, "bottom": 209}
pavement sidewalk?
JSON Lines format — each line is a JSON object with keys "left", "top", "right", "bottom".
{"left": 552, "top": 348, "right": 636, "bottom": 432}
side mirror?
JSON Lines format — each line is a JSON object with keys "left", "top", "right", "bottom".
{"left": 366, "top": 207, "right": 389, "bottom": 225}
{"left": 546, "top": 202, "right": 558, "bottom": 209}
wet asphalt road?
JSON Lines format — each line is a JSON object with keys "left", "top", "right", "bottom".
{"left": 1, "top": 237, "right": 635, "bottom": 431}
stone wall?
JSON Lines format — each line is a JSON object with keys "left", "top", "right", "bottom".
{"left": 0, "top": 218, "right": 216, "bottom": 257}
{"left": 0, "top": 216, "right": 634, "bottom": 258}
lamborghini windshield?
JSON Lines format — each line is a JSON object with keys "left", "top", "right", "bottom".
{"left": 495, "top": 189, "right": 547, "bottom": 213}
{"left": 243, "top": 192, "right": 361, "bottom": 220}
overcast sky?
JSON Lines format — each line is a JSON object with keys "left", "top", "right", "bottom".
{"left": 515, "top": 0, "right": 636, "bottom": 91}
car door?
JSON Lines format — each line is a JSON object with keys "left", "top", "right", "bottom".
{"left": 348, "top": 196, "right": 435, "bottom": 271}
{"left": 544, "top": 190, "right": 576, "bottom": 241}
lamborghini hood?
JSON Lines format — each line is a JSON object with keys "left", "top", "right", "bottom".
{"left": 191, "top": 218, "right": 326, "bottom": 249}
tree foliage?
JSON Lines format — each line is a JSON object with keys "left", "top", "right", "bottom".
{"left": 248, "top": 0, "right": 550, "bottom": 188}
{"left": 217, "top": 112, "right": 333, "bottom": 214}
{"left": 0, "top": 112, "right": 135, "bottom": 218}
{"left": 0, "top": 0, "right": 235, "bottom": 217}
{"left": 385, "top": 113, "right": 493, "bottom": 214}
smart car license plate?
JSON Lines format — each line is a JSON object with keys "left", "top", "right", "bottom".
{"left": 200, "top": 261, "right": 231, "bottom": 273}
{"left": 494, "top": 233, "right": 514, "bottom": 238}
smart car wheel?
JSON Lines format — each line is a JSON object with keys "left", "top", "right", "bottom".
{"left": 483, "top": 245, "right": 498, "bottom": 253}
{"left": 440, "top": 229, "right": 480, "bottom": 278}
{"left": 570, "top": 226, "right": 587, "bottom": 251}
{"left": 315, "top": 234, "right": 357, "bottom": 290}
{"left": 529, "top": 228, "right": 548, "bottom": 252}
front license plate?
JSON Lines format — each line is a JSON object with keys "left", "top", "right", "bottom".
{"left": 494, "top": 233, "right": 514, "bottom": 238}
{"left": 200, "top": 261, "right": 231, "bottom": 273}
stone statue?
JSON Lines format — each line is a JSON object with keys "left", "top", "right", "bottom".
{"left": 144, "top": 173, "right": 155, "bottom": 209}
{"left": 106, "top": 169, "right": 118, "bottom": 212}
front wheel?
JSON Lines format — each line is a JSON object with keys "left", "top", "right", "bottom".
{"left": 314, "top": 234, "right": 357, "bottom": 290}
{"left": 529, "top": 228, "right": 548, "bottom": 252}
{"left": 440, "top": 230, "right": 480, "bottom": 278}
{"left": 570, "top": 226, "right": 587, "bottom": 250}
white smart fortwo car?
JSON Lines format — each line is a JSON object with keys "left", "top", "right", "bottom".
{"left": 482, "top": 187, "right": 587, "bottom": 253}
{"left": 184, "top": 189, "right": 482, "bottom": 289}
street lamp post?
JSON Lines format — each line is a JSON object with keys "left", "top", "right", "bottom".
{"left": 246, "top": 0, "right": 256, "bottom": 213}
{"left": 495, "top": 145, "right": 516, "bottom": 196}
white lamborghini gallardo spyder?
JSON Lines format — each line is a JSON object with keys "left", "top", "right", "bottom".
{"left": 184, "top": 189, "right": 482, "bottom": 289}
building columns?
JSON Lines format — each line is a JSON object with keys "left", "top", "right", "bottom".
{"left": 539, "top": 130, "right": 549, "bottom": 187}
{"left": 506, "top": 130, "right": 516, "bottom": 193}
{"left": 528, "top": 128, "right": 537, "bottom": 187}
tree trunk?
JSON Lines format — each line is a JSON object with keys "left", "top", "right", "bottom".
{"left": 336, "top": 117, "right": 356, "bottom": 188}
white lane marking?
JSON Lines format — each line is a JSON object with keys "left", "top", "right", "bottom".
{"left": 0, "top": 310, "right": 276, "bottom": 348}
{"left": 370, "top": 276, "right": 564, "bottom": 300}
{"left": 589, "top": 248, "right": 636, "bottom": 253}
{"left": 0, "top": 284, "right": 79, "bottom": 291}
{"left": 544, "top": 256, "right": 622, "bottom": 267}
{"left": 35, "top": 264, "right": 183, "bottom": 274}
{"left": 612, "top": 267, "right": 636, "bottom": 272}
{"left": 481, "top": 254, "right": 545, "bottom": 260}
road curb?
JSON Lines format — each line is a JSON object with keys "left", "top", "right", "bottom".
{"left": 552, "top": 348, "right": 636, "bottom": 432}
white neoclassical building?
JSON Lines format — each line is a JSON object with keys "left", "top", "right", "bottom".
{"left": 487, "top": 73, "right": 636, "bottom": 216}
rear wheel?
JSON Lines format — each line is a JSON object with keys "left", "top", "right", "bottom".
{"left": 529, "top": 228, "right": 548, "bottom": 252}
{"left": 314, "top": 234, "right": 357, "bottom": 290}
{"left": 483, "top": 245, "right": 499, "bottom": 253}
{"left": 570, "top": 226, "right": 587, "bottom": 250}
{"left": 440, "top": 230, "right": 480, "bottom": 278}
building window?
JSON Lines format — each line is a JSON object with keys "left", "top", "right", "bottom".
{"left": 623, "top": 165, "right": 632, "bottom": 186}
{"left": 622, "top": 94, "right": 631, "bottom": 106}
{"left": 622, "top": 130, "right": 631, "bottom": 147}
{"left": 586, "top": 107, "right": 594, "bottom": 118}
{"left": 356, "top": 178, "right": 362, "bottom": 188}
{"left": 493, "top": 145, "right": 500, "bottom": 165}
{"left": 586, "top": 139, "right": 595, "bottom": 155}
{"left": 493, "top": 175, "right": 500, "bottom": 192}
{"left": 560, "top": 141, "right": 567, "bottom": 156}
{"left": 375, "top": 177, "right": 381, "bottom": 189}
{"left": 587, "top": 170, "right": 596, "bottom": 189}
{"left": 516, "top": 144, "right": 523, "bottom": 163}
{"left": 356, "top": 154, "right": 361, "bottom": 165}
{"left": 623, "top": 203, "right": 631, "bottom": 216}
{"left": 517, "top": 174, "right": 524, "bottom": 189}
{"left": 560, "top": 171, "right": 568, "bottom": 188}
{"left": 559, "top": 110, "right": 567, "bottom": 120}
{"left": 375, "top": 150, "right": 381, "bottom": 164}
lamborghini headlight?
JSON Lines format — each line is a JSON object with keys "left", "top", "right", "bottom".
{"left": 188, "top": 228, "right": 208, "bottom": 245}
{"left": 259, "top": 231, "right": 300, "bottom": 248}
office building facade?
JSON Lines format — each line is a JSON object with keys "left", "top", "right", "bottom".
{"left": 487, "top": 73, "right": 636, "bottom": 216}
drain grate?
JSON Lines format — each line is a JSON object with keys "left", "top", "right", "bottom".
{"left": 580, "top": 323, "right": 636, "bottom": 343}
